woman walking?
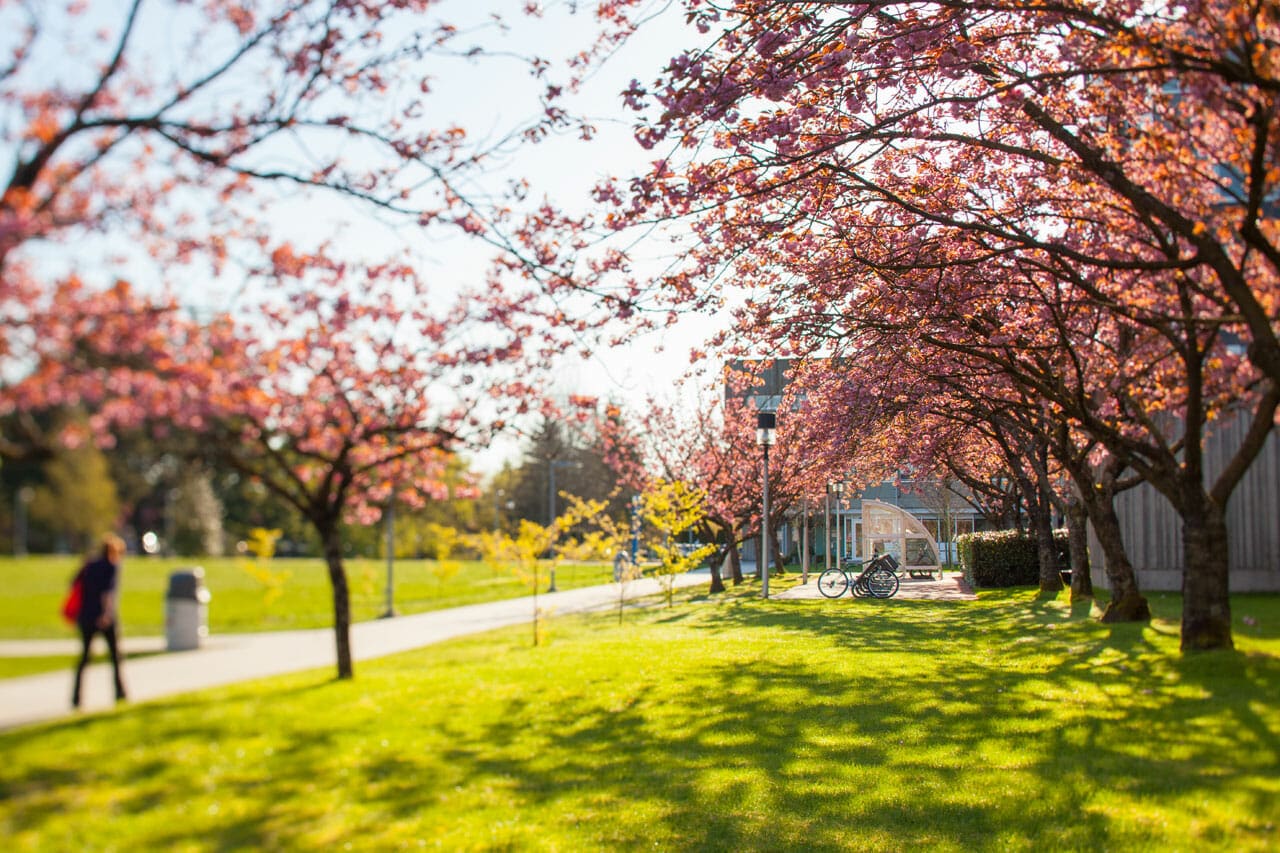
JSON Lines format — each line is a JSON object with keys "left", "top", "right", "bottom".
{"left": 71, "top": 533, "right": 128, "bottom": 708}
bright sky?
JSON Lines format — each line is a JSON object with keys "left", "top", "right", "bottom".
{"left": 6, "top": 0, "right": 728, "bottom": 475}
{"left": 373, "top": 1, "right": 730, "bottom": 473}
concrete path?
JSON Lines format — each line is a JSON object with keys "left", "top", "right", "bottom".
{"left": 0, "top": 572, "right": 708, "bottom": 732}
{"left": 772, "top": 571, "right": 977, "bottom": 601}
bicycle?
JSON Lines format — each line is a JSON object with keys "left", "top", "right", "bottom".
{"left": 816, "top": 553, "right": 901, "bottom": 599}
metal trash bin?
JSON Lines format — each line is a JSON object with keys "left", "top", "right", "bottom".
{"left": 165, "top": 567, "right": 210, "bottom": 651}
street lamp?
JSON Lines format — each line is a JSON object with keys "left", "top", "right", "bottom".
{"left": 492, "top": 488, "right": 505, "bottom": 533}
{"left": 824, "top": 482, "right": 835, "bottom": 573}
{"left": 381, "top": 496, "right": 396, "bottom": 618}
{"left": 801, "top": 498, "right": 810, "bottom": 584}
{"left": 547, "top": 458, "right": 577, "bottom": 592}
{"left": 830, "top": 481, "right": 845, "bottom": 566}
{"left": 164, "top": 487, "right": 178, "bottom": 556}
{"left": 14, "top": 486, "right": 33, "bottom": 556}
{"left": 629, "top": 493, "right": 642, "bottom": 566}
{"left": 756, "top": 411, "right": 776, "bottom": 599}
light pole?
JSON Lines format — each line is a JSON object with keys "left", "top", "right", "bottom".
{"left": 825, "top": 483, "right": 834, "bottom": 573}
{"left": 492, "top": 488, "right": 505, "bottom": 533}
{"left": 14, "top": 486, "right": 33, "bottom": 556}
{"left": 831, "top": 481, "right": 845, "bottom": 566}
{"left": 164, "top": 487, "right": 178, "bottom": 556}
{"left": 629, "top": 493, "right": 642, "bottom": 567}
{"left": 547, "top": 458, "right": 576, "bottom": 592}
{"left": 381, "top": 497, "right": 396, "bottom": 618}
{"left": 801, "top": 498, "right": 810, "bottom": 584}
{"left": 756, "top": 411, "right": 776, "bottom": 599}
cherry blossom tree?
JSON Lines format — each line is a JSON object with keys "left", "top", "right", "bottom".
{"left": 594, "top": 0, "right": 1278, "bottom": 650}
{"left": 786, "top": 348, "right": 1069, "bottom": 592}
{"left": 10, "top": 244, "right": 540, "bottom": 679}
{"left": 598, "top": 394, "right": 759, "bottom": 592}
{"left": 0, "top": 0, "right": 602, "bottom": 459}
{"left": 206, "top": 254, "right": 502, "bottom": 678}
{"left": 598, "top": 367, "right": 851, "bottom": 592}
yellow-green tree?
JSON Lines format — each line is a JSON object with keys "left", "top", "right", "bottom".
{"left": 557, "top": 494, "right": 635, "bottom": 623}
{"left": 423, "top": 522, "right": 463, "bottom": 585}
{"left": 238, "top": 527, "right": 291, "bottom": 606}
{"left": 470, "top": 496, "right": 612, "bottom": 646}
{"left": 640, "top": 480, "right": 716, "bottom": 607}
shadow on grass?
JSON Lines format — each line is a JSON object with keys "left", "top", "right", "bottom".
{"left": 354, "top": 598, "right": 1280, "bottom": 846}
{"left": 3, "top": 590, "right": 1278, "bottom": 850}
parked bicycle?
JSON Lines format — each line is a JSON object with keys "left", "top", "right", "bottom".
{"left": 817, "top": 553, "right": 901, "bottom": 599}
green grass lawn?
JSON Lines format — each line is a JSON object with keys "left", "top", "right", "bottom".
{"left": 0, "top": 554, "right": 615, "bottom": 640}
{"left": 1, "top": 586, "right": 1277, "bottom": 850}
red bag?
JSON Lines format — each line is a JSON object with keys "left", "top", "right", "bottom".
{"left": 61, "top": 572, "right": 83, "bottom": 624}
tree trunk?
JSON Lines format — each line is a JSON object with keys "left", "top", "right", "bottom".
{"left": 1056, "top": 436, "right": 1147, "bottom": 622}
{"left": 708, "top": 543, "right": 727, "bottom": 594}
{"left": 703, "top": 522, "right": 726, "bottom": 593}
{"left": 1031, "top": 506, "right": 1063, "bottom": 594}
{"left": 322, "top": 525, "right": 354, "bottom": 680}
{"left": 1009, "top": 441, "right": 1063, "bottom": 594}
{"left": 1032, "top": 455, "right": 1065, "bottom": 594}
{"left": 729, "top": 537, "right": 743, "bottom": 585}
{"left": 1081, "top": 486, "right": 1150, "bottom": 623}
{"left": 1180, "top": 495, "right": 1234, "bottom": 651}
{"left": 771, "top": 526, "right": 786, "bottom": 575}
{"left": 1064, "top": 491, "right": 1094, "bottom": 602}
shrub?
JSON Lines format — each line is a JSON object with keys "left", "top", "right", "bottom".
{"left": 957, "top": 529, "right": 1070, "bottom": 588}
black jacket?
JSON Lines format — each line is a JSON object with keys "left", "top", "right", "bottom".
{"left": 76, "top": 557, "right": 119, "bottom": 627}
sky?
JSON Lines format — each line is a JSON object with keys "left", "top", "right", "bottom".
{"left": 4, "top": 0, "right": 729, "bottom": 475}
{"left": 387, "top": 0, "right": 727, "bottom": 472}
{"left": 440, "top": 2, "right": 740, "bottom": 473}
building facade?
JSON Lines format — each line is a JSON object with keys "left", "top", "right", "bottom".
{"left": 1088, "top": 416, "right": 1280, "bottom": 592}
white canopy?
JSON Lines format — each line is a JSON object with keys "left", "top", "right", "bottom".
{"left": 860, "top": 500, "right": 941, "bottom": 569}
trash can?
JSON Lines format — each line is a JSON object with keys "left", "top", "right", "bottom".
{"left": 165, "top": 567, "right": 210, "bottom": 651}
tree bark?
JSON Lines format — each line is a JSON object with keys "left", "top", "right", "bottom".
{"left": 1064, "top": 491, "right": 1094, "bottom": 602}
{"left": 1031, "top": 504, "right": 1062, "bottom": 594}
{"left": 771, "top": 527, "right": 786, "bottom": 575}
{"left": 1179, "top": 494, "right": 1234, "bottom": 652}
{"left": 321, "top": 524, "right": 354, "bottom": 680}
{"left": 708, "top": 539, "right": 727, "bottom": 594}
{"left": 1013, "top": 454, "right": 1062, "bottom": 594}
{"left": 728, "top": 536, "right": 743, "bottom": 585}
{"left": 1079, "top": 484, "right": 1150, "bottom": 623}
{"left": 1032, "top": 447, "right": 1065, "bottom": 594}
{"left": 1002, "top": 430, "right": 1063, "bottom": 594}
{"left": 1055, "top": 433, "right": 1147, "bottom": 622}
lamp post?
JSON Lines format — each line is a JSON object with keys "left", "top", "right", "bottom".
{"left": 14, "top": 486, "right": 33, "bottom": 556}
{"left": 547, "top": 458, "right": 576, "bottom": 592}
{"left": 801, "top": 498, "right": 810, "bottom": 584}
{"left": 164, "top": 487, "right": 178, "bottom": 556}
{"left": 830, "top": 481, "right": 845, "bottom": 566}
{"left": 824, "top": 483, "right": 833, "bottom": 573}
{"left": 756, "top": 412, "right": 776, "bottom": 599}
{"left": 492, "top": 488, "right": 505, "bottom": 533}
{"left": 629, "top": 493, "right": 642, "bottom": 567}
{"left": 381, "top": 497, "right": 396, "bottom": 618}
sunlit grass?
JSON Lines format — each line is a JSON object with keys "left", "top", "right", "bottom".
{"left": 0, "top": 555, "right": 615, "bottom": 640}
{"left": 1, "top": 587, "right": 1276, "bottom": 850}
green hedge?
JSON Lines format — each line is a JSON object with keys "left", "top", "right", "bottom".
{"left": 957, "top": 529, "right": 1070, "bottom": 588}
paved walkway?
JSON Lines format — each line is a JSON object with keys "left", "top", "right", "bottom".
{"left": 0, "top": 572, "right": 708, "bottom": 732}
{"left": 773, "top": 571, "right": 976, "bottom": 601}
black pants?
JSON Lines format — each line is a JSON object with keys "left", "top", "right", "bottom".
{"left": 72, "top": 620, "right": 126, "bottom": 706}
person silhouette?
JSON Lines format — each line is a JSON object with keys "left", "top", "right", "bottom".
{"left": 71, "top": 533, "right": 128, "bottom": 708}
